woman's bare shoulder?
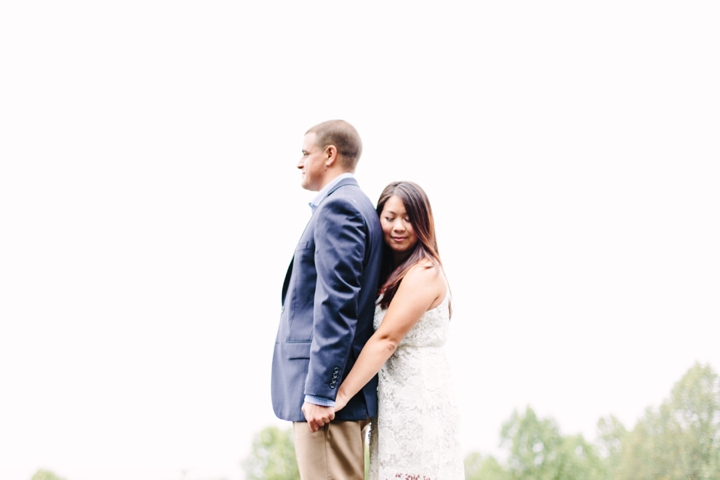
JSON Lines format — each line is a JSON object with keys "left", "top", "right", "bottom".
{"left": 404, "top": 259, "right": 445, "bottom": 289}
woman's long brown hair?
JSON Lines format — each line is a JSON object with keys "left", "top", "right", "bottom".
{"left": 377, "top": 181, "right": 443, "bottom": 310}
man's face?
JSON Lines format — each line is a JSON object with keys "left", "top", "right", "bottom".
{"left": 298, "top": 133, "right": 327, "bottom": 191}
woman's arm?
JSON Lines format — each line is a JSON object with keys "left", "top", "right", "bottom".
{"left": 334, "top": 262, "right": 446, "bottom": 411}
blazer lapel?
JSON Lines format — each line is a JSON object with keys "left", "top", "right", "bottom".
{"left": 281, "top": 257, "right": 293, "bottom": 306}
{"left": 281, "top": 177, "right": 358, "bottom": 305}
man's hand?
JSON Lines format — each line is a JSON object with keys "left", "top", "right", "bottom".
{"left": 301, "top": 402, "right": 335, "bottom": 432}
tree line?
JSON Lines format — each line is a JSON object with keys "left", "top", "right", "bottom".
{"left": 244, "top": 362, "right": 720, "bottom": 480}
{"left": 28, "top": 362, "right": 720, "bottom": 480}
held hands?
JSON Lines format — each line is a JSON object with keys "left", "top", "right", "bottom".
{"left": 301, "top": 390, "right": 350, "bottom": 432}
{"left": 301, "top": 402, "right": 335, "bottom": 432}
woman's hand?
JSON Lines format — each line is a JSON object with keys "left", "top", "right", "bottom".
{"left": 334, "top": 390, "right": 349, "bottom": 413}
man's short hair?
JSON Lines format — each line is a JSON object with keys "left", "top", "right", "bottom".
{"left": 306, "top": 120, "right": 363, "bottom": 171}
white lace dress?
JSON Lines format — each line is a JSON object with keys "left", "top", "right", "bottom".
{"left": 369, "top": 290, "right": 465, "bottom": 479}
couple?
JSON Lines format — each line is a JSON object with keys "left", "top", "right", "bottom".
{"left": 271, "top": 120, "right": 464, "bottom": 479}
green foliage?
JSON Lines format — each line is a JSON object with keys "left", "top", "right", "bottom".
{"left": 241, "top": 426, "right": 299, "bottom": 480}
{"left": 461, "top": 363, "right": 720, "bottom": 480}
{"left": 501, "top": 407, "right": 564, "bottom": 479}
{"left": 463, "top": 408, "right": 605, "bottom": 480}
{"left": 595, "top": 414, "right": 627, "bottom": 479}
{"left": 499, "top": 407, "right": 605, "bottom": 480}
{"left": 31, "top": 471, "right": 66, "bottom": 480}
{"left": 465, "top": 452, "right": 511, "bottom": 480}
{"left": 554, "top": 434, "right": 606, "bottom": 480}
{"left": 246, "top": 364, "right": 720, "bottom": 480}
{"left": 608, "top": 362, "right": 720, "bottom": 480}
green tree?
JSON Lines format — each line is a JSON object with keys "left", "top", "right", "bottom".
{"left": 465, "top": 451, "right": 511, "bottom": 480}
{"left": 554, "top": 433, "right": 606, "bottom": 480}
{"left": 463, "top": 364, "right": 720, "bottom": 480}
{"left": 595, "top": 414, "right": 627, "bottom": 479}
{"left": 241, "top": 426, "right": 300, "bottom": 480}
{"left": 30, "top": 471, "right": 66, "bottom": 480}
{"left": 500, "top": 407, "right": 605, "bottom": 480}
{"left": 612, "top": 362, "right": 720, "bottom": 480}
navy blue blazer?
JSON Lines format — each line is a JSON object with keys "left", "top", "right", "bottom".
{"left": 271, "top": 177, "right": 383, "bottom": 422}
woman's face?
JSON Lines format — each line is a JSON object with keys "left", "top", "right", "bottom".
{"left": 380, "top": 195, "right": 418, "bottom": 257}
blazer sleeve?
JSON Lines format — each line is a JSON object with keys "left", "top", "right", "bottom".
{"left": 304, "top": 196, "right": 367, "bottom": 400}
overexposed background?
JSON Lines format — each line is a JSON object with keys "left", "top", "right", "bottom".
{"left": 1, "top": 1, "right": 719, "bottom": 479}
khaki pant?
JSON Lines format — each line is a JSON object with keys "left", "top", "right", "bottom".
{"left": 293, "top": 419, "right": 370, "bottom": 480}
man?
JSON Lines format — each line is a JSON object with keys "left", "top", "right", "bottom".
{"left": 271, "top": 120, "right": 384, "bottom": 479}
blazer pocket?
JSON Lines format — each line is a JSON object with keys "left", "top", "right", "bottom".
{"left": 286, "top": 342, "right": 311, "bottom": 360}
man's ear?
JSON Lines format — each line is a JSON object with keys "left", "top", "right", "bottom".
{"left": 324, "top": 145, "right": 338, "bottom": 167}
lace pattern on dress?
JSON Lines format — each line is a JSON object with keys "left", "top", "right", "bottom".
{"left": 368, "top": 289, "right": 465, "bottom": 480}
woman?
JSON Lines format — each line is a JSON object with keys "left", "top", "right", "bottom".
{"left": 335, "top": 181, "right": 465, "bottom": 479}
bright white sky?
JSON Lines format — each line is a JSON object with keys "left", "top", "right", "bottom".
{"left": 1, "top": 2, "right": 719, "bottom": 480}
